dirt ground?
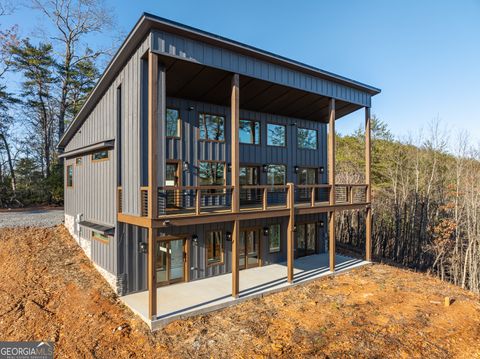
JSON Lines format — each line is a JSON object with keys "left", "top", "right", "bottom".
{"left": 0, "top": 226, "right": 479, "bottom": 358}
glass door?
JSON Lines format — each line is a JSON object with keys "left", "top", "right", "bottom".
{"left": 297, "top": 168, "right": 317, "bottom": 202}
{"left": 239, "top": 229, "right": 261, "bottom": 269}
{"left": 165, "top": 162, "right": 180, "bottom": 208}
{"left": 156, "top": 239, "right": 185, "bottom": 286}
{"left": 296, "top": 223, "right": 317, "bottom": 258}
{"left": 239, "top": 166, "right": 259, "bottom": 206}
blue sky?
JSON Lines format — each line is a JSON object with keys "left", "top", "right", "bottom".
{"left": 3, "top": 0, "right": 480, "bottom": 143}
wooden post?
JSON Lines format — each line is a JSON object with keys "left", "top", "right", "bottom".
{"left": 365, "top": 107, "right": 372, "bottom": 262}
{"left": 311, "top": 187, "right": 315, "bottom": 207}
{"left": 232, "top": 219, "right": 240, "bottom": 297}
{"left": 328, "top": 98, "right": 336, "bottom": 272}
{"left": 231, "top": 74, "right": 240, "bottom": 213}
{"left": 262, "top": 187, "right": 268, "bottom": 210}
{"left": 147, "top": 51, "right": 159, "bottom": 320}
{"left": 231, "top": 74, "right": 240, "bottom": 297}
{"left": 195, "top": 189, "right": 201, "bottom": 215}
{"left": 287, "top": 182, "right": 295, "bottom": 283}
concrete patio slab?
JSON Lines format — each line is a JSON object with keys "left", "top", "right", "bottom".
{"left": 121, "top": 253, "right": 369, "bottom": 330}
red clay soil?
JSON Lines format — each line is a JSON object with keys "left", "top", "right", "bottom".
{"left": 0, "top": 226, "right": 479, "bottom": 358}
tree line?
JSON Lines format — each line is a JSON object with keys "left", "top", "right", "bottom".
{"left": 0, "top": 0, "right": 113, "bottom": 207}
{"left": 336, "top": 119, "right": 480, "bottom": 294}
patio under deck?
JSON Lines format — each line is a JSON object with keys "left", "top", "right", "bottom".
{"left": 121, "top": 253, "right": 370, "bottom": 330}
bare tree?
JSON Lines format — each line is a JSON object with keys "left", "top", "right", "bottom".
{"left": 31, "top": 0, "right": 114, "bottom": 143}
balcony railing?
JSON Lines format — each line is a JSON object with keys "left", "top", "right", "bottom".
{"left": 128, "top": 183, "right": 369, "bottom": 218}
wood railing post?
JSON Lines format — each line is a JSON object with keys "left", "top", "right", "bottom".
{"left": 287, "top": 183, "right": 295, "bottom": 283}
{"left": 328, "top": 98, "right": 336, "bottom": 272}
{"left": 195, "top": 189, "right": 201, "bottom": 215}
{"left": 365, "top": 107, "right": 372, "bottom": 262}
{"left": 311, "top": 186, "right": 315, "bottom": 207}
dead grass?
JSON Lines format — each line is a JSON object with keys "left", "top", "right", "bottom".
{"left": 0, "top": 226, "right": 479, "bottom": 358}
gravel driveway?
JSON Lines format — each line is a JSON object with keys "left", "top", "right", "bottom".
{"left": 0, "top": 209, "right": 64, "bottom": 228}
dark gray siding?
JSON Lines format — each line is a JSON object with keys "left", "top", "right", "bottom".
{"left": 151, "top": 30, "right": 371, "bottom": 107}
{"left": 164, "top": 97, "right": 328, "bottom": 186}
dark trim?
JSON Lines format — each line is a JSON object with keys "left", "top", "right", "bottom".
{"left": 59, "top": 140, "right": 115, "bottom": 158}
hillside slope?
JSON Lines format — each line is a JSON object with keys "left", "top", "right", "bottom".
{"left": 0, "top": 226, "right": 479, "bottom": 358}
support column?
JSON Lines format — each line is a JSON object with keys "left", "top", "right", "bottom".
{"left": 147, "top": 51, "right": 163, "bottom": 320}
{"left": 231, "top": 74, "right": 240, "bottom": 297}
{"left": 365, "top": 107, "right": 372, "bottom": 261}
{"left": 287, "top": 182, "right": 295, "bottom": 283}
{"left": 328, "top": 98, "right": 336, "bottom": 272}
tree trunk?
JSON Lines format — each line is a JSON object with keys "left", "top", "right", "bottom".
{"left": 0, "top": 132, "right": 16, "bottom": 192}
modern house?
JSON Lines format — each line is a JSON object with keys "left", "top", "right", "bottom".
{"left": 58, "top": 13, "right": 380, "bottom": 327}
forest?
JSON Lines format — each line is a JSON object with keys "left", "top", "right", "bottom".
{"left": 0, "top": 1, "right": 479, "bottom": 295}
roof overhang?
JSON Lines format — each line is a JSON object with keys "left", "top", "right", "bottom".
{"left": 58, "top": 12, "right": 381, "bottom": 149}
{"left": 79, "top": 220, "right": 115, "bottom": 236}
{"left": 59, "top": 140, "right": 114, "bottom": 158}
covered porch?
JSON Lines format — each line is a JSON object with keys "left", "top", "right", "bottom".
{"left": 121, "top": 253, "right": 369, "bottom": 330}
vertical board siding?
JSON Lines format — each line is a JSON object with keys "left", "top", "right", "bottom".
{"left": 152, "top": 30, "right": 372, "bottom": 107}
{"left": 64, "top": 36, "right": 151, "bottom": 276}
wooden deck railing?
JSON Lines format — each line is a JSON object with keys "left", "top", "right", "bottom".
{"left": 125, "top": 183, "right": 368, "bottom": 217}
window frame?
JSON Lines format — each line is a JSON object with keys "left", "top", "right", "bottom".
{"left": 267, "top": 164, "right": 287, "bottom": 185}
{"left": 266, "top": 123, "right": 287, "bottom": 147}
{"left": 166, "top": 107, "right": 181, "bottom": 139}
{"left": 92, "top": 231, "right": 110, "bottom": 244}
{"left": 205, "top": 230, "right": 224, "bottom": 266}
{"left": 197, "top": 160, "right": 226, "bottom": 187}
{"left": 66, "top": 164, "right": 73, "bottom": 188}
{"left": 198, "top": 112, "right": 226, "bottom": 143}
{"left": 239, "top": 119, "right": 261, "bottom": 145}
{"left": 268, "top": 224, "right": 281, "bottom": 253}
{"left": 75, "top": 157, "right": 83, "bottom": 166}
{"left": 297, "top": 127, "right": 318, "bottom": 150}
{"left": 91, "top": 150, "right": 109, "bottom": 162}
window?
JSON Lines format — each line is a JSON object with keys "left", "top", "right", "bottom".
{"left": 92, "top": 150, "right": 109, "bottom": 161}
{"left": 267, "top": 123, "right": 286, "bottom": 147}
{"left": 239, "top": 120, "right": 260, "bottom": 144}
{"left": 198, "top": 161, "right": 225, "bottom": 186}
{"left": 66, "top": 165, "right": 73, "bottom": 187}
{"left": 166, "top": 108, "right": 180, "bottom": 137}
{"left": 267, "top": 165, "right": 286, "bottom": 185}
{"left": 92, "top": 231, "right": 109, "bottom": 244}
{"left": 297, "top": 128, "right": 317, "bottom": 149}
{"left": 206, "top": 230, "right": 224, "bottom": 265}
{"left": 199, "top": 113, "right": 225, "bottom": 141}
{"left": 269, "top": 224, "right": 281, "bottom": 253}
{"left": 75, "top": 157, "right": 82, "bottom": 166}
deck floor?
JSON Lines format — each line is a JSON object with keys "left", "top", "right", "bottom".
{"left": 121, "top": 253, "right": 369, "bottom": 330}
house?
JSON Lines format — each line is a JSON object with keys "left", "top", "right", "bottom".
{"left": 58, "top": 13, "right": 380, "bottom": 326}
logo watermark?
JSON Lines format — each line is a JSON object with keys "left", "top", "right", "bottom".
{"left": 0, "top": 342, "right": 53, "bottom": 359}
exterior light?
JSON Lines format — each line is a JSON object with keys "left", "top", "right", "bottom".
{"left": 139, "top": 242, "right": 148, "bottom": 254}
{"left": 319, "top": 166, "right": 324, "bottom": 174}
{"left": 293, "top": 225, "right": 297, "bottom": 232}
{"left": 294, "top": 166, "right": 299, "bottom": 174}
{"left": 263, "top": 226, "right": 269, "bottom": 236}
{"left": 319, "top": 220, "right": 324, "bottom": 228}
{"left": 225, "top": 231, "right": 232, "bottom": 241}
{"left": 183, "top": 161, "right": 189, "bottom": 172}
{"left": 188, "top": 106, "right": 195, "bottom": 111}
{"left": 191, "top": 234, "right": 198, "bottom": 243}
{"left": 262, "top": 164, "right": 268, "bottom": 173}
{"left": 227, "top": 163, "right": 232, "bottom": 172}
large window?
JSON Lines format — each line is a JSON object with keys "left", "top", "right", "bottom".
{"left": 166, "top": 108, "right": 180, "bottom": 137}
{"left": 66, "top": 165, "right": 73, "bottom": 187}
{"left": 199, "top": 113, "right": 225, "bottom": 141}
{"left": 239, "top": 120, "right": 260, "bottom": 144}
{"left": 267, "top": 165, "right": 286, "bottom": 185}
{"left": 198, "top": 161, "right": 225, "bottom": 186}
{"left": 92, "top": 150, "right": 109, "bottom": 162}
{"left": 268, "top": 224, "right": 281, "bottom": 253}
{"left": 92, "top": 231, "right": 109, "bottom": 244}
{"left": 267, "top": 123, "right": 286, "bottom": 147}
{"left": 297, "top": 128, "right": 317, "bottom": 149}
{"left": 206, "top": 230, "right": 224, "bottom": 265}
